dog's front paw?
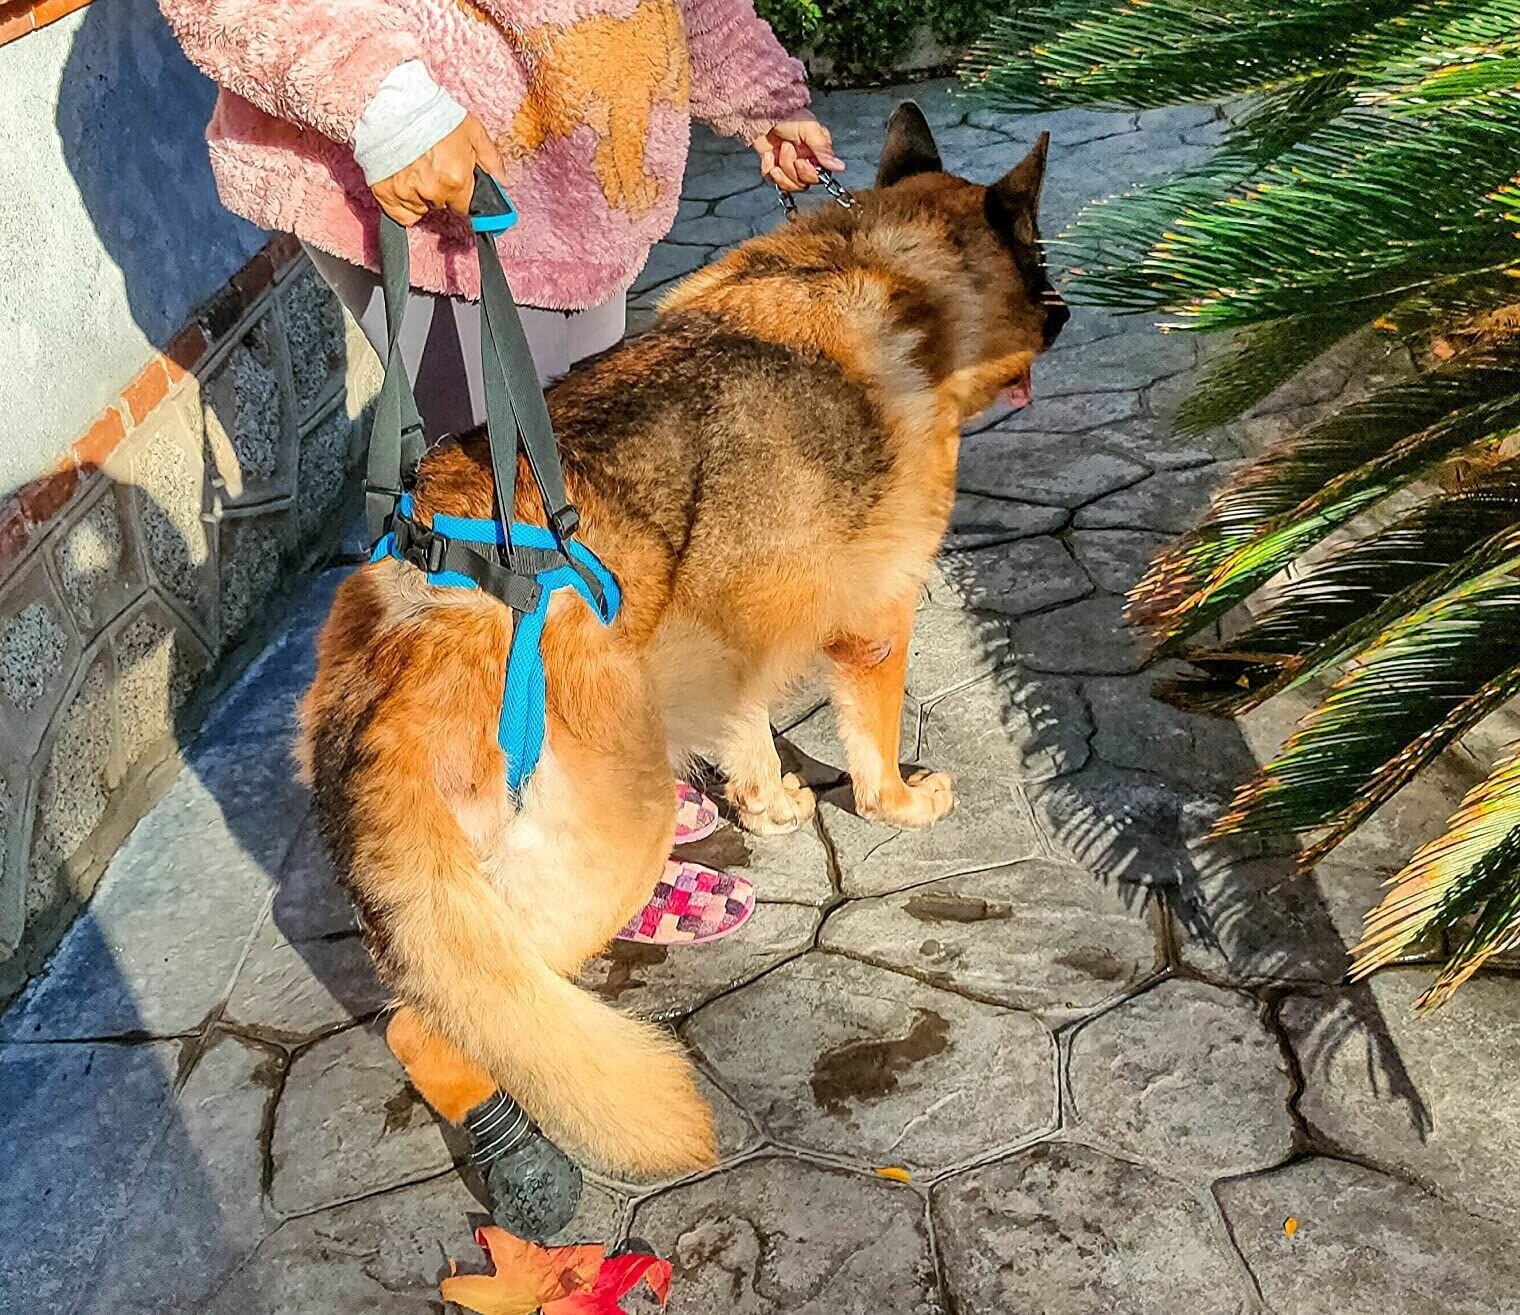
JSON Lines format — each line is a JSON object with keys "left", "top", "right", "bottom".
{"left": 731, "top": 771, "right": 817, "bottom": 835}
{"left": 861, "top": 769, "right": 957, "bottom": 830}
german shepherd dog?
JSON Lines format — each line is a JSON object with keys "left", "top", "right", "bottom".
{"left": 297, "top": 103, "right": 1068, "bottom": 1179}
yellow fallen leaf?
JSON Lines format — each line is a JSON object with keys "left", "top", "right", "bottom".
{"left": 875, "top": 1167, "right": 912, "bottom": 1183}
{"left": 441, "top": 1226, "right": 605, "bottom": 1315}
{"left": 1284, "top": 1217, "right": 1299, "bottom": 1239}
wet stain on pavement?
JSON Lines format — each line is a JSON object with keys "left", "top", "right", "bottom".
{"left": 904, "top": 893, "right": 1013, "bottom": 924}
{"left": 597, "top": 941, "right": 670, "bottom": 1001}
{"left": 382, "top": 1083, "right": 422, "bottom": 1135}
{"left": 811, "top": 1009, "right": 951, "bottom": 1115}
{"left": 1054, "top": 946, "right": 1127, "bottom": 982}
{"left": 680, "top": 828, "right": 753, "bottom": 871}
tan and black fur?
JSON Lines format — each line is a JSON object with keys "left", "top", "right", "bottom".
{"left": 297, "top": 104, "right": 1067, "bottom": 1178}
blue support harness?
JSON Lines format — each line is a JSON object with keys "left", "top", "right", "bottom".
{"left": 371, "top": 495, "right": 619, "bottom": 792}
{"left": 363, "top": 171, "right": 620, "bottom": 797}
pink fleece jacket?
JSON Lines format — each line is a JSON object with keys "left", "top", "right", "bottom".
{"left": 158, "top": 0, "right": 810, "bottom": 307}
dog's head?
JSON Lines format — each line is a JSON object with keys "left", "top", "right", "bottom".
{"left": 872, "top": 102, "right": 1069, "bottom": 418}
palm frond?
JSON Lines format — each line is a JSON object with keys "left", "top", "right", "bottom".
{"left": 1129, "top": 356, "right": 1520, "bottom": 643}
{"left": 1214, "top": 552, "right": 1520, "bottom": 855}
{"left": 1158, "top": 470, "right": 1520, "bottom": 714}
{"left": 1352, "top": 746, "right": 1520, "bottom": 1007}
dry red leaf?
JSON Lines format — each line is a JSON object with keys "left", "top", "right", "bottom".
{"left": 440, "top": 1226, "right": 605, "bottom": 1315}
{"left": 542, "top": 1251, "right": 674, "bottom": 1313}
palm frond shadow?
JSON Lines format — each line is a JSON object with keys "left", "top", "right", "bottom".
{"left": 929, "top": 451, "right": 1430, "bottom": 1136}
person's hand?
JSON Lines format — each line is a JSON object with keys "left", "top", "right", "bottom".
{"left": 371, "top": 114, "right": 504, "bottom": 227}
{"left": 751, "top": 114, "right": 844, "bottom": 192}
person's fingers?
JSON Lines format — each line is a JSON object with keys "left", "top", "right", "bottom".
{"left": 380, "top": 192, "right": 425, "bottom": 227}
{"left": 777, "top": 139, "right": 801, "bottom": 187}
{"left": 794, "top": 156, "right": 821, "bottom": 186}
{"left": 753, "top": 137, "right": 777, "bottom": 182}
{"left": 773, "top": 117, "right": 846, "bottom": 172}
{"left": 437, "top": 164, "right": 474, "bottom": 216}
{"left": 768, "top": 164, "right": 803, "bottom": 193}
{"left": 469, "top": 118, "right": 506, "bottom": 180}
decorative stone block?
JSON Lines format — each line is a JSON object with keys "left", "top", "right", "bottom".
{"left": 50, "top": 476, "right": 145, "bottom": 633}
{"left": 118, "top": 383, "right": 217, "bottom": 644}
{"left": 217, "top": 506, "right": 295, "bottom": 650}
{"left": 28, "top": 648, "right": 116, "bottom": 930}
{"left": 108, "top": 592, "right": 212, "bottom": 778}
{"left": 279, "top": 264, "right": 347, "bottom": 419}
{"left": 295, "top": 402, "right": 353, "bottom": 545}
{"left": 0, "top": 762, "right": 28, "bottom": 957}
{"left": 203, "top": 314, "right": 296, "bottom": 507}
{"left": 0, "top": 553, "right": 81, "bottom": 760}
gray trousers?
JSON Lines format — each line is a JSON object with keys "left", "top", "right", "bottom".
{"left": 305, "top": 244, "right": 627, "bottom": 439}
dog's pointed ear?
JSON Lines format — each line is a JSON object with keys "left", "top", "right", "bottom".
{"left": 986, "top": 132, "right": 1050, "bottom": 245}
{"left": 876, "top": 102, "right": 943, "bottom": 187}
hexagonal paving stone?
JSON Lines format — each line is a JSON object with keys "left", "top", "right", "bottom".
{"left": 780, "top": 697, "right": 919, "bottom": 785}
{"left": 1030, "top": 764, "right": 1228, "bottom": 887}
{"left": 678, "top": 815, "right": 835, "bottom": 906}
{"left": 985, "top": 388, "right": 1145, "bottom": 436}
{"left": 935, "top": 537, "right": 1092, "bottom": 619}
{"left": 1084, "top": 670, "right": 1260, "bottom": 792}
{"left": 1070, "top": 979, "right": 1295, "bottom": 1178}
{"left": 1011, "top": 595, "right": 1149, "bottom": 675}
{"left": 1281, "top": 972, "right": 1520, "bottom": 1223}
{"left": 906, "top": 604, "right": 1014, "bottom": 701}
{"left": 1217, "top": 1157, "right": 1520, "bottom": 1315}
{"left": 271, "top": 1022, "right": 451, "bottom": 1215}
{"left": 73, "top": 1032, "right": 278, "bottom": 1315}
{"left": 225, "top": 919, "right": 387, "bottom": 1040}
{"left": 630, "top": 1157, "right": 939, "bottom": 1315}
{"left": 686, "top": 954, "right": 1054, "bottom": 1172}
{"left": 580, "top": 902, "right": 819, "bottom": 1023}
{"left": 934, "top": 1142, "right": 1250, "bottom": 1315}
{"left": 1074, "top": 463, "right": 1236, "bottom": 534}
{"left": 599, "top": 1068, "right": 760, "bottom": 1193}
{"left": 819, "top": 859, "right": 1160, "bottom": 1017}
{"left": 1069, "top": 529, "right": 1171, "bottom": 594}
{"left": 920, "top": 666, "right": 1092, "bottom": 784}
{"left": 204, "top": 1172, "right": 624, "bottom": 1314}
{"left": 1035, "top": 330, "right": 1199, "bottom": 398}
{"left": 958, "top": 431, "right": 1148, "bottom": 508}
{"left": 270, "top": 811, "right": 356, "bottom": 941}
{"left": 944, "top": 493, "right": 1068, "bottom": 552}
{"left": 821, "top": 776, "right": 1046, "bottom": 898}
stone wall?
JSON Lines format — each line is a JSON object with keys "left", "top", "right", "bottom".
{"left": 0, "top": 240, "right": 381, "bottom": 1001}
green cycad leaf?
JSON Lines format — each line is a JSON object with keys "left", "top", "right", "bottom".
{"left": 967, "top": 0, "right": 1430, "bottom": 109}
{"left": 1215, "top": 555, "right": 1520, "bottom": 856}
{"left": 1159, "top": 474, "right": 1520, "bottom": 714}
{"left": 1129, "top": 356, "right": 1520, "bottom": 643}
{"left": 1352, "top": 745, "right": 1520, "bottom": 1009}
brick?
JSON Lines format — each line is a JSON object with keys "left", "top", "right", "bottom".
{"left": 29, "top": 0, "right": 93, "bottom": 32}
{"left": 72, "top": 406, "right": 127, "bottom": 473}
{"left": 267, "top": 232, "right": 302, "bottom": 270}
{"left": 0, "top": 10, "right": 35, "bottom": 47}
{"left": 122, "top": 360, "right": 170, "bottom": 426}
{"left": 0, "top": 502, "right": 30, "bottom": 574}
{"left": 165, "top": 324, "right": 209, "bottom": 380}
{"left": 232, "top": 252, "right": 275, "bottom": 308}
{"left": 19, "top": 464, "right": 80, "bottom": 528}
{"left": 200, "top": 284, "right": 244, "bottom": 345}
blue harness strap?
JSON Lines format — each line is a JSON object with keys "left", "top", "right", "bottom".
{"left": 373, "top": 496, "right": 620, "bottom": 793}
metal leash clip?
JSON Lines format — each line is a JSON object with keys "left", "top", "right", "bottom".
{"left": 776, "top": 167, "right": 857, "bottom": 222}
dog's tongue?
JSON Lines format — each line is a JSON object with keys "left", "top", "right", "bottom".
{"left": 1002, "top": 378, "right": 1033, "bottom": 411}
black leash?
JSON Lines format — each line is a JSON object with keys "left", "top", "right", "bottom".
{"left": 776, "top": 167, "right": 856, "bottom": 222}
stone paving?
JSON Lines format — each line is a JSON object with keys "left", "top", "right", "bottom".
{"left": 5, "top": 83, "right": 1520, "bottom": 1315}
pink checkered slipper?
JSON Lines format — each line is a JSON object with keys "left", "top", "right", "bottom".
{"left": 616, "top": 860, "right": 755, "bottom": 946}
{"left": 674, "top": 782, "right": 720, "bottom": 845}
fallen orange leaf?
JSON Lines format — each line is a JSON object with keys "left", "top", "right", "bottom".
{"left": 441, "top": 1226, "right": 605, "bottom": 1315}
{"left": 1284, "top": 1217, "right": 1299, "bottom": 1238}
{"left": 875, "top": 1167, "right": 912, "bottom": 1183}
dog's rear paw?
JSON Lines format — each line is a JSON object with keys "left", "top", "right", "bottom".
{"left": 731, "top": 771, "right": 817, "bottom": 835}
{"left": 862, "top": 769, "right": 956, "bottom": 830}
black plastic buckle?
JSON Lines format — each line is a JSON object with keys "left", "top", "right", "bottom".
{"left": 548, "top": 505, "right": 581, "bottom": 541}
{"left": 395, "top": 516, "right": 448, "bottom": 575}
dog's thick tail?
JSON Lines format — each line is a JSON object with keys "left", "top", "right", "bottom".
{"left": 353, "top": 786, "right": 717, "bottom": 1179}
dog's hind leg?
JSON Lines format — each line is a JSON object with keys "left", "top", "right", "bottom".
{"left": 825, "top": 594, "right": 956, "bottom": 829}
{"left": 387, "top": 1007, "right": 586, "bottom": 1240}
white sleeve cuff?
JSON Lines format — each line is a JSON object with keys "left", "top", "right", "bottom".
{"left": 352, "top": 60, "right": 469, "bottom": 184}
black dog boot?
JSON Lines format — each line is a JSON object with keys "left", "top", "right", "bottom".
{"left": 466, "top": 1092, "right": 583, "bottom": 1241}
